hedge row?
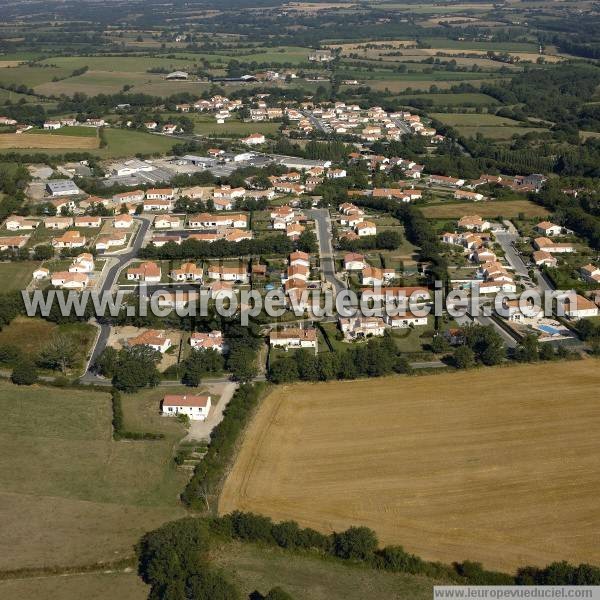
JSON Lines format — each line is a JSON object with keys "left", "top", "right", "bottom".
{"left": 181, "top": 382, "right": 266, "bottom": 509}
{"left": 208, "top": 511, "right": 600, "bottom": 586}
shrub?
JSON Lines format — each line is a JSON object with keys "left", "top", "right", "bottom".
{"left": 11, "top": 359, "right": 38, "bottom": 385}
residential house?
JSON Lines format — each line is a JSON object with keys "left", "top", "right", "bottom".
{"left": 52, "top": 231, "right": 86, "bottom": 249}
{"left": 558, "top": 294, "right": 599, "bottom": 319}
{"left": 169, "top": 262, "right": 203, "bottom": 282}
{"left": 95, "top": 232, "right": 126, "bottom": 251}
{"left": 190, "top": 331, "right": 224, "bottom": 352}
{"left": 0, "top": 235, "right": 29, "bottom": 250}
{"left": 154, "top": 215, "right": 182, "bottom": 229}
{"left": 454, "top": 190, "right": 484, "bottom": 202}
{"left": 162, "top": 394, "right": 211, "bottom": 421}
{"left": 535, "top": 221, "right": 563, "bottom": 237}
{"left": 385, "top": 311, "right": 428, "bottom": 328}
{"left": 355, "top": 221, "right": 377, "bottom": 237}
{"left": 534, "top": 237, "right": 575, "bottom": 254}
{"left": 188, "top": 213, "right": 247, "bottom": 229}
{"left": 458, "top": 215, "right": 491, "bottom": 232}
{"left": 69, "top": 253, "right": 94, "bottom": 273}
{"left": 45, "top": 216, "right": 73, "bottom": 230}
{"left": 4, "top": 215, "right": 39, "bottom": 231}
{"left": 143, "top": 198, "right": 174, "bottom": 212}
{"left": 207, "top": 264, "right": 248, "bottom": 283}
{"left": 74, "top": 216, "right": 102, "bottom": 228}
{"left": 362, "top": 265, "right": 395, "bottom": 286}
{"left": 207, "top": 280, "right": 236, "bottom": 301}
{"left": 581, "top": 264, "right": 600, "bottom": 285}
{"left": 339, "top": 316, "right": 386, "bottom": 339}
{"left": 113, "top": 214, "right": 134, "bottom": 228}
{"left": 50, "top": 271, "right": 89, "bottom": 290}
{"left": 241, "top": 133, "right": 265, "bottom": 145}
{"left": 533, "top": 250, "right": 558, "bottom": 267}
{"left": 126, "top": 261, "right": 162, "bottom": 282}
{"left": 344, "top": 252, "right": 366, "bottom": 271}
{"left": 289, "top": 251, "right": 310, "bottom": 268}
{"left": 129, "top": 329, "right": 172, "bottom": 353}
{"left": 269, "top": 328, "right": 318, "bottom": 351}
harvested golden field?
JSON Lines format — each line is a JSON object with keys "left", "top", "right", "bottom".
{"left": 219, "top": 361, "right": 600, "bottom": 572}
{"left": 421, "top": 199, "right": 549, "bottom": 219}
{"left": 0, "top": 133, "right": 99, "bottom": 150}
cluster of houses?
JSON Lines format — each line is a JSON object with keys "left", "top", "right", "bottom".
{"left": 32, "top": 252, "right": 96, "bottom": 290}
{"left": 3, "top": 213, "right": 133, "bottom": 253}
{"left": 175, "top": 95, "right": 243, "bottom": 123}
{"left": 294, "top": 102, "right": 440, "bottom": 141}
{"left": 270, "top": 205, "right": 306, "bottom": 240}
{"left": 338, "top": 202, "right": 377, "bottom": 241}
{"left": 43, "top": 117, "right": 106, "bottom": 130}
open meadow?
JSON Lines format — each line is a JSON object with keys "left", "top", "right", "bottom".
{"left": 219, "top": 360, "right": 600, "bottom": 572}
{"left": 0, "top": 381, "right": 188, "bottom": 571}
{"left": 420, "top": 199, "right": 549, "bottom": 219}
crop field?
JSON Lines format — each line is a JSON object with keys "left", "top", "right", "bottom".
{"left": 219, "top": 361, "right": 600, "bottom": 572}
{"left": 0, "top": 381, "right": 188, "bottom": 570}
{"left": 363, "top": 78, "right": 500, "bottom": 92}
{"left": 0, "top": 132, "right": 99, "bottom": 150}
{"left": 0, "top": 64, "right": 73, "bottom": 88}
{"left": 420, "top": 200, "right": 549, "bottom": 219}
{"left": 400, "top": 92, "right": 500, "bottom": 106}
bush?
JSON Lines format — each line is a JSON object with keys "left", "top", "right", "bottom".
{"left": 331, "top": 526, "right": 378, "bottom": 561}
{"left": 11, "top": 359, "right": 38, "bottom": 385}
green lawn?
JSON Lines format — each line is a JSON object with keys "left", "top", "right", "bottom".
{"left": 0, "top": 261, "right": 39, "bottom": 291}
{"left": 0, "top": 380, "right": 187, "bottom": 570}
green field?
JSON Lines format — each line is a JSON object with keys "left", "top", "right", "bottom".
{"left": 0, "top": 381, "right": 187, "bottom": 570}
{"left": 401, "top": 92, "right": 499, "bottom": 106}
{"left": 0, "top": 65, "right": 73, "bottom": 88}
{"left": 0, "top": 261, "right": 39, "bottom": 291}
{"left": 430, "top": 112, "right": 547, "bottom": 139}
{"left": 25, "top": 125, "right": 98, "bottom": 137}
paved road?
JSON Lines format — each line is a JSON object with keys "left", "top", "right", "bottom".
{"left": 307, "top": 208, "right": 346, "bottom": 296}
{"left": 495, "top": 223, "right": 554, "bottom": 293}
{"left": 79, "top": 216, "right": 151, "bottom": 384}
{"left": 300, "top": 110, "right": 330, "bottom": 133}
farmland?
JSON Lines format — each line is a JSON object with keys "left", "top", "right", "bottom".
{"left": 0, "top": 381, "right": 187, "bottom": 571}
{"left": 0, "top": 132, "right": 99, "bottom": 150}
{"left": 0, "top": 128, "right": 178, "bottom": 157}
{"left": 420, "top": 199, "right": 550, "bottom": 219}
{"left": 219, "top": 361, "right": 600, "bottom": 572}
{"left": 0, "top": 261, "right": 39, "bottom": 291}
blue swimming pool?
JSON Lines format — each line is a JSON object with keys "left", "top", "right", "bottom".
{"left": 538, "top": 324, "right": 561, "bottom": 335}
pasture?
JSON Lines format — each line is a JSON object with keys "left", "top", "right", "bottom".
{"left": 219, "top": 361, "right": 600, "bottom": 572}
{"left": 0, "top": 261, "right": 39, "bottom": 292}
{"left": 421, "top": 200, "right": 549, "bottom": 219}
{"left": 0, "top": 381, "right": 188, "bottom": 570}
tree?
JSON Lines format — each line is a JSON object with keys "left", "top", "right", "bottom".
{"left": 228, "top": 347, "right": 258, "bottom": 383}
{"left": 539, "top": 342, "right": 556, "bottom": 361}
{"left": 112, "top": 346, "right": 161, "bottom": 392}
{"left": 331, "top": 526, "right": 378, "bottom": 561}
{"left": 430, "top": 335, "right": 450, "bottom": 354}
{"left": 11, "top": 359, "right": 38, "bottom": 385}
{"left": 185, "top": 571, "right": 241, "bottom": 600}
{"left": 95, "top": 346, "right": 118, "bottom": 377}
{"left": 453, "top": 346, "right": 475, "bottom": 369}
{"left": 268, "top": 358, "right": 299, "bottom": 383}
{"left": 514, "top": 334, "right": 539, "bottom": 362}
{"left": 33, "top": 244, "right": 53, "bottom": 261}
{"left": 296, "top": 229, "right": 318, "bottom": 254}
{"left": 182, "top": 349, "right": 224, "bottom": 386}
{"left": 38, "top": 334, "right": 78, "bottom": 373}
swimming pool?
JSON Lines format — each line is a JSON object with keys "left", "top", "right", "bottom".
{"left": 537, "top": 324, "right": 561, "bottom": 336}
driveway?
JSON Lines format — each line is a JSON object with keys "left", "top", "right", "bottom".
{"left": 184, "top": 381, "right": 238, "bottom": 442}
